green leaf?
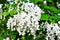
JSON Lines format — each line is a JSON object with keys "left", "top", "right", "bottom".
{"left": 9, "top": 9, "right": 17, "bottom": 16}
{"left": 47, "top": 0, "right": 53, "bottom": 3}
{"left": 0, "top": 36, "right": 4, "bottom": 40}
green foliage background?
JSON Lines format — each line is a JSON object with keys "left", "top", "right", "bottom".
{"left": 0, "top": 0, "right": 60, "bottom": 40}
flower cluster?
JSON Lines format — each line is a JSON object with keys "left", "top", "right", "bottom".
{"left": 7, "top": 2, "right": 42, "bottom": 36}
{"left": 41, "top": 22, "right": 60, "bottom": 40}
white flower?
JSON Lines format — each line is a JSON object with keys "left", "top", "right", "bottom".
{"left": 58, "top": 21, "right": 60, "bottom": 24}
{"left": 0, "top": 4, "right": 3, "bottom": 8}
{"left": 17, "top": 38, "right": 20, "bottom": 40}
{"left": 57, "top": 2, "right": 60, "bottom": 8}
{"left": 7, "top": 2, "right": 42, "bottom": 36}
{"left": 42, "top": 22, "right": 60, "bottom": 40}
{"left": 3, "top": 37, "right": 10, "bottom": 40}
{"left": 44, "top": 1, "right": 47, "bottom": 4}
{"left": 6, "top": 37, "right": 10, "bottom": 40}
{"left": 3, "top": 39, "right": 6, "bottom": 40}
{"left": 58, "top": 14, "right": 60, "bottom": 16}
{"left": 57, "top": 4, "right": 60, "bottom": 8}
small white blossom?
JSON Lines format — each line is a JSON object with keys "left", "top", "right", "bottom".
{"left": 58, "top": 21, "right": 60, "bottom": 24}
{"left": 3, "top": 37, "right": 10, "bottom": 40}
{"left": 6, "top": 37, "right": 10, "bottom": 40}
{"left": 17, "top": 38, "right": 20, "bottom": 40}
{"left": 44, "top": 1, "right": 47, "bottom": 4}
{"left": 0, "top": 4, "right": 3, "bottom": 8}
{"left": 58, "top": 14, "right": 60, "bottom": 15}
{"left": 57, "top": 2, "right": 60, "bottom": 8}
